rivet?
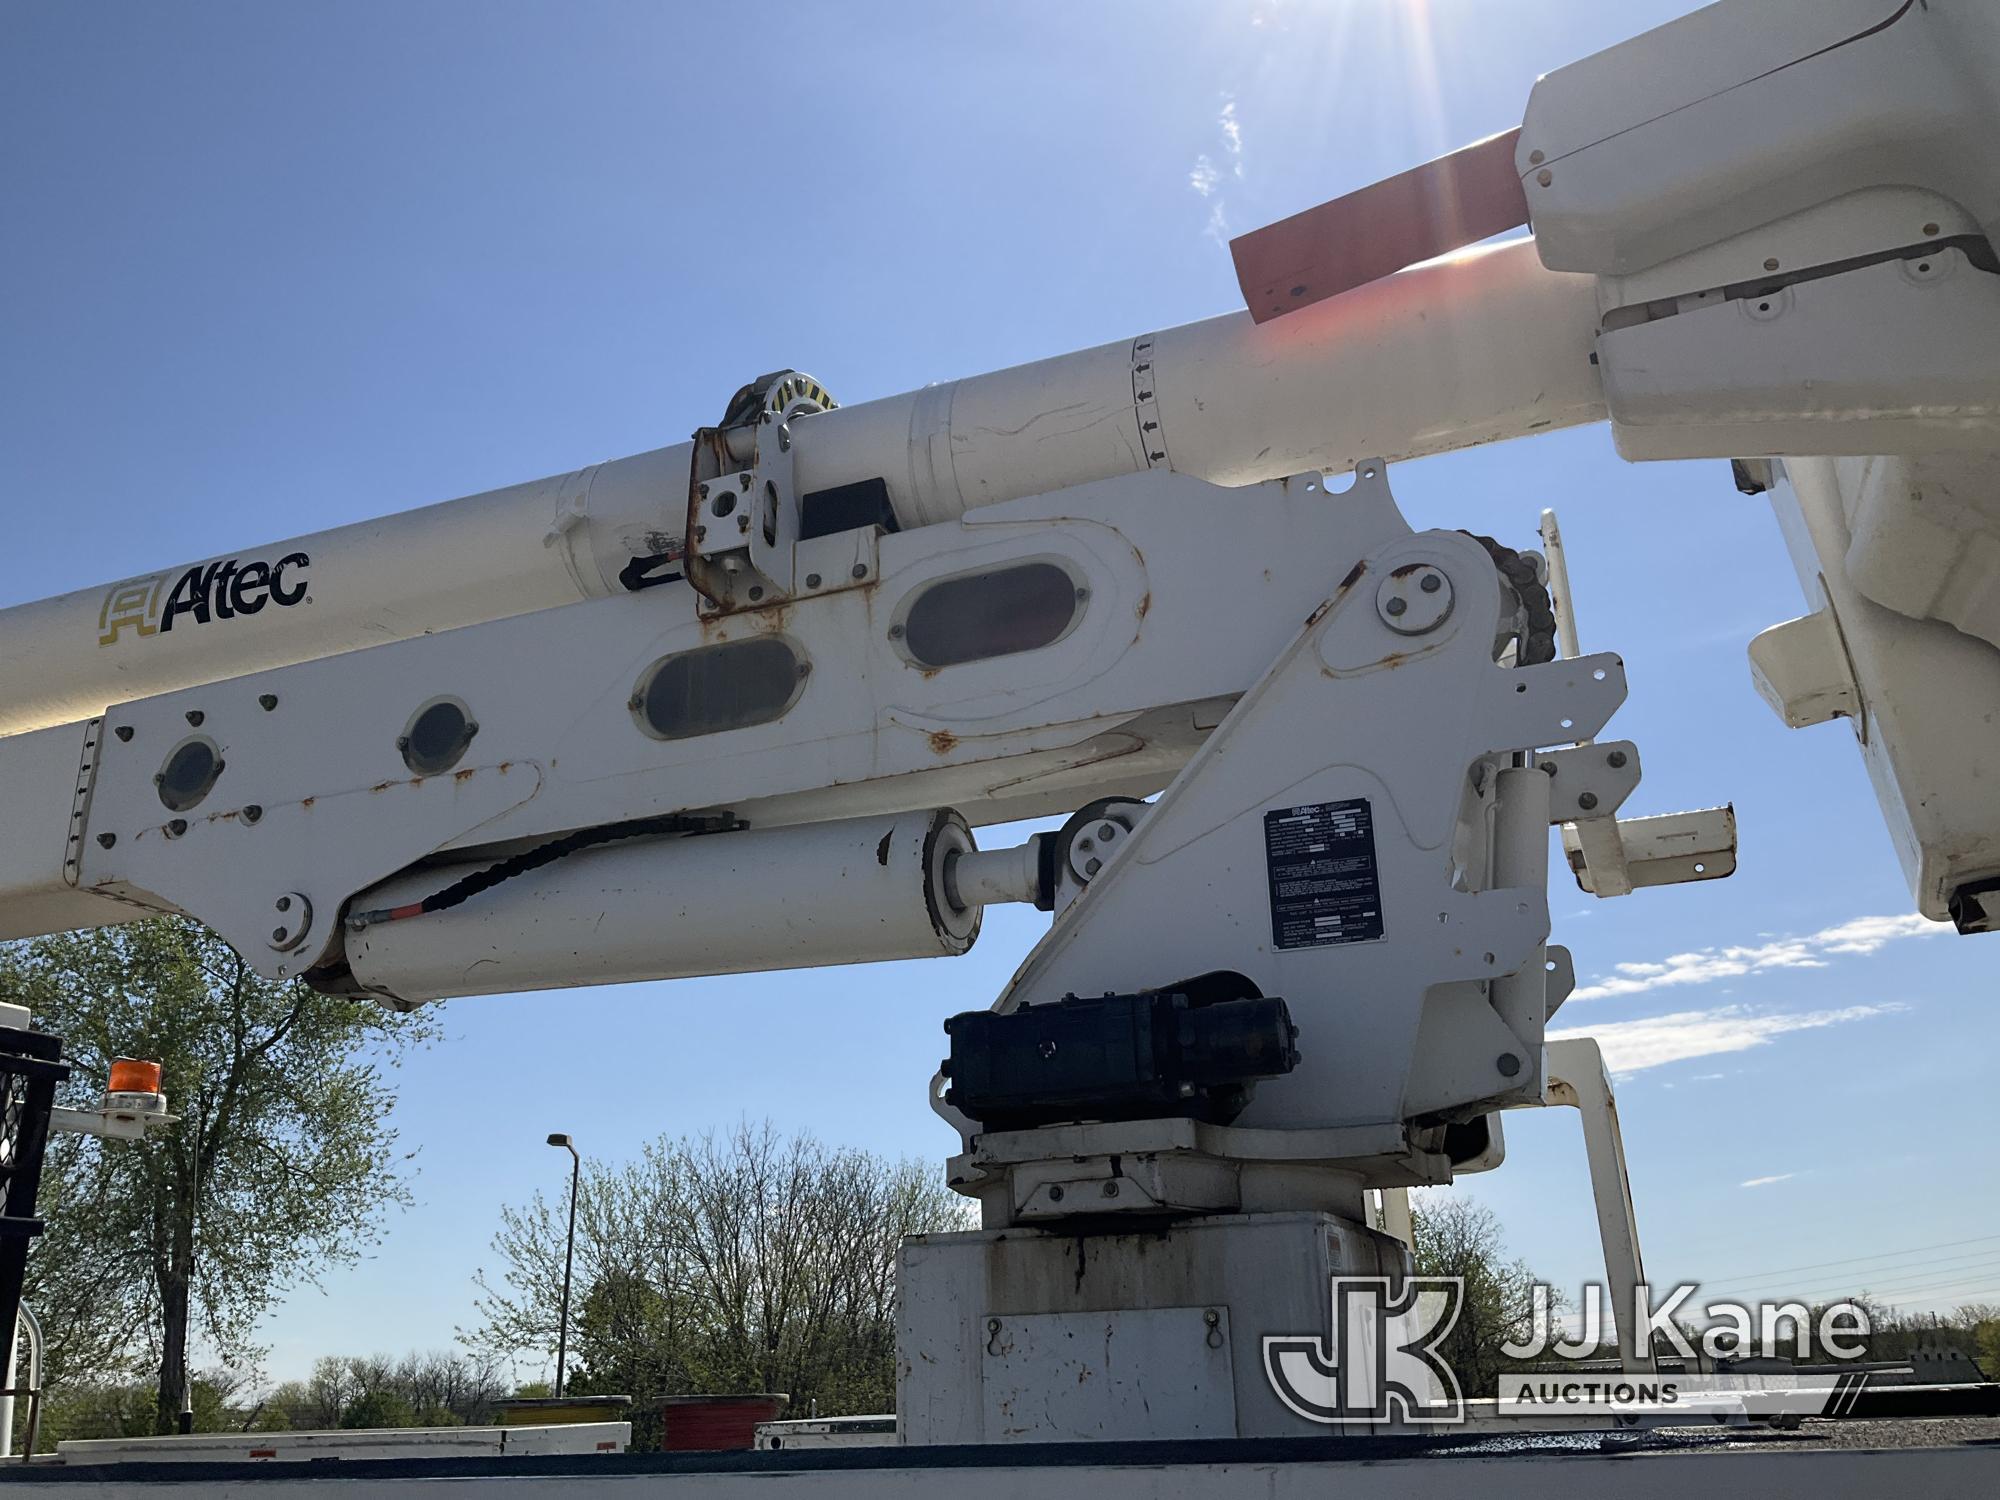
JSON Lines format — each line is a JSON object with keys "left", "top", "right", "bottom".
{"left": 1536, "top": 168, "right": 1553, "bottom": 187}
{"left": 1419, "top": 573, "right": 1442, "bottom": 593}
{"left": 1606, "top": 749, "right": 1628, "bottom": 769}
{"left": 1763, "top": 257, "right": 1780, "bottom": 271}
{"left": 1528, "top": 148, "right": 1545, "bottom": 165}
{"left": 1578, "top": 791, "right": 1600, "bottom": 811}
{"left": 1048, "top": 1185, "right": 1065, "bottom": 1202}
{"left": 851, "top": 563, "right": 868, "bottom": 580}
{"left": 805, "top": 573, "right": 822, "bottom": 589}
{"left": 1385, "top": 596, "right": 1408, "bottom": 617}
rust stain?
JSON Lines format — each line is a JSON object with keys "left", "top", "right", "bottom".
{"left": 1136, "top": 591, "right": 1151, "bottom": 621}
{"left": 371, "top": 780, "right": 395, "bottom": 793}
{"left": 454, "top": 768, "right": 477, "bottom": 783}
{"left": 1379, "top": 651, "right": 1409, "bottom": 670}
{"left": 927, "top": 729, "right": 958, "bottom": 755}
{"left": 1336, "top": 560, "right": 1368, "bottom": 595}
{"left": 300, "top": 796, "right": 315, "bottom": 810}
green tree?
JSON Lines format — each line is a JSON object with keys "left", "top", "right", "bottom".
{"left": 1410, "top": 1195, "right": 1553, "bottom": 1395}
{"left": 1, "top": 919, "right": 435, "bottom": 1435}
{"left": 470, "top": 1122, "right": 970, "bottom": 1433}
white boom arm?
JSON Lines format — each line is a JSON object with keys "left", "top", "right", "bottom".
{"left": 2, "top": 0, "right": 1999, "bottom": 1017}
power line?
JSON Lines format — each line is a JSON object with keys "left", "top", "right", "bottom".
{"left": 1701, "top": 1250, "right": 2000, "bottom": 1304}
{"left": 1693, "top": 1231, "right": 2000, "bottom": 1288}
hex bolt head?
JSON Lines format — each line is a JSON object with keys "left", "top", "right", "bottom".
{"left": 1084, "top": 857, "right": 1102, "bottom": 877}
{"left": 1607, "top": 749, "right": 1628, "bottom": 769}
{"left": 1385, "top": 596, "right": 1408, "bottom": 617}
{"left": 1578, "top": 791, "right": 1600, "bottom": 811}
{"left": 851, "top": 563, "right": 869, "bottom": 580}
{"left": 1419, "top": 573, "right": 1442, "bottom": 593}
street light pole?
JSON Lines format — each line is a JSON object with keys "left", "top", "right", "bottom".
{"left": 546, "top": 1133, "right": 580, "bottom": 1399}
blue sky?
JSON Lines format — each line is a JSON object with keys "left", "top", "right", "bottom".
{"left": 4, "top": 1, "right": 1996, "bottom": 1385}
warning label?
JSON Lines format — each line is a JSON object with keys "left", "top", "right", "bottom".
{"left": 1264, "top": 799, "right": 1384, "bottom": 950}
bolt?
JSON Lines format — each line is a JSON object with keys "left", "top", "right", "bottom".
{"left": 1385, "top": 596, "right": 1408, "bottom": 617}
{"left": 1606, "top": 749, "right": 1628, "bottom": 769}
{"left": 988, "top": 1318, "right": 1002, "bottom": 1333}
{"left": 1419, "top": 572, "right": 1442, "bottom": 594}
{"left": 698, "top": 484, "right": 710, "bottom": 500}
{"left": 243, "top": 805, "right": 262, "bottom": 824}
{"left": 748, "top": 586, "right": 765, "bottom": 602}
{"left": 97, "top": 832, "right": 116, "bottom": 849}
{"left": 1763, "top": 257, "right": 1780, "bottom": 272}
{"left": 1204, "top": 1308, "right": 1221, "bottom": 1326}
{"left": 1528, "top": 148, "right": 1545, "bottom": 165}
{"left": 805, "top": 573, "right": 822, "bottom": 589}
{"left": 888, "top": 623, "right": 904, "bottom": 640}
{"left": 167, "top": 818, "right": 187, "bottom": 838}
{"left": 1084, "top": 857, "right": 1102, "bottom": 877}
{"left": 271, "top": 926, "right": 288, "bottom": 943}
{"left": 1074, "top": 587, "right": 1090, "bottom": 603}
{"left": 1536, "top": 168, "right": 1553, "bottom": 187}
{"left": 1578, "top": 791, "right": 1600, "bottom": 811}
{"left": 115, "top": 725, "right": 134, "bottom": 742}
{"left": 1047, "top": 1185, "right": 1065, "bottom": 1202}
{"left": 1497, "top": 1052, "right": 1523, "bottom": 1077}
{"left": 185, "top": 710, "right": 204, "bottom": 727}
{"left": 851, "top": 563, "right": 868, "bottom": 580}
{"left": 276, "top": 896, "right": 292, "bottom": 913}
{"left": 259, "top": 693, "right": 279, "bottom": 711}
{"left": 1102, "top": 1180, "right": 1119, "bottom": 1198}
{"left": 1097, "top": 823, "right": 1117, "bottom": 840}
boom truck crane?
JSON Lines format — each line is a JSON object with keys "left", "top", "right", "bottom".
{"left": 2, "top": 0, "right": 2000, "bottom": 1484}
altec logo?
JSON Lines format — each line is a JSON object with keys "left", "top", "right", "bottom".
{"left": 1264, "top": 1277, "right": 1466, "bottom": 1424}
{"left": 97, "top": 553, "right": 310, "bottom": 646}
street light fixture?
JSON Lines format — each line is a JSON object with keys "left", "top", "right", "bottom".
{"left": 547, "top": 1132, "right": 580, "bottom": 1399}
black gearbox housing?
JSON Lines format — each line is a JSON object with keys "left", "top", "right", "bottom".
{"left": 942, "top": 974, "right": 1300, "bottom": 1132}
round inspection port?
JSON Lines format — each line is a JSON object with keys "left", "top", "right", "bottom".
{"left": 156, "top": 736, "right": 223, "bottom": 812}
{"left": 400, "top": 698, "right": 477, "bottom": 776}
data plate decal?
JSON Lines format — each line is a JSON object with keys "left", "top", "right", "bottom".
{"left": 1264, "top": 799, "right": 1384, "bottom": 949}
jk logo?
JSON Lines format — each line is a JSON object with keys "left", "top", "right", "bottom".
{"left": 1263, "top": 1277, "right": 1465, "bottom": 1424}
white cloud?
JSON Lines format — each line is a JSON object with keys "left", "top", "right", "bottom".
{"left": 1202, "top": 200, "right": 1232, "bottom": 249}
{"left": 1218, "top": 100, "right": 1243, "bottom": 172}
{"left": 1188, "top": 156, "right": 1220, "bottom": 198}
{"left": 1740, "top": 1173, "right": 1796, "bottom": 1189}
{"left": 1569, "top": 913, "right": 1940, "bottom": 1003}
{"left": 1550, "top": 1002, "right": 1903, "bottom": 1076}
